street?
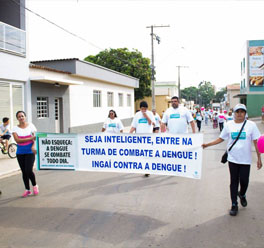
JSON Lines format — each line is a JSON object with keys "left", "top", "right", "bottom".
{"left": 0, "top": 121, "right": 264, "bottom": 248}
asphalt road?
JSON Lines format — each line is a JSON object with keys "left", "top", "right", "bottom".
{"left": 0, "top": 121, "right": 264, "bottom": 248}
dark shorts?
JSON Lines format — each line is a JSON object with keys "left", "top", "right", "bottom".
{"left": 153, "top": 127, "right": 160, "bottom": 132}
{"left": 1, "top": 135, "right": 11, "bottom": 140}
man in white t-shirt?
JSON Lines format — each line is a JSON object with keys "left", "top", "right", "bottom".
{"left": 130, "top": 101, "right": 155, "bottom": 134}
{"left": 161, "top": 96, "right": 195, "bottom": 134}
{"left": 130, "top": 101, "right": 155, "bottom": 177}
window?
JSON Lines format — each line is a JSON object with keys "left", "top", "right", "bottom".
{"left": 37, "top": 97, "right": 49, "bottom": 118}
{"left": 118, "top": 93, "right": 123, "bottom": 107}
{"left": 107, "top": 92, "right": 114, "bottom": 107}
{"left": 93, "top": 90, "right": 101, "bottom": 107}
{"left": 127, "top": 94, "right": 131, "bottom": 106}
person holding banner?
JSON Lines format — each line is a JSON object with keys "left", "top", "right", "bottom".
{"left": 130, "top": 101, "right": 155, "bottom": 177}
{"left": 161, "top": 96, "right": 195, "bottom": 134}
{"left": 102, "top": 110, "right": 124, "bottom": 133}
{"left": 12, "top": 111, "right": 39, "bottom": 198}
{"left": 202, "top": 104, "right": 262, "bottom": 216}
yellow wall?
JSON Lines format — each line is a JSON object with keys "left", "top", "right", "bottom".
{"left": 135, "top": 96, "right": 170, "bottom": 117}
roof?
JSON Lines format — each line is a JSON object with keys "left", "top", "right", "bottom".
{"left": 31, "top": 58, "right": 79, "bottom": 63}
{"left": 29, "top": 63, "right": 72, "bottom": 74}
{"left": 226, "top": 84, "right": 240, "bottom": 90}
{"left": 30, "top": 58, "right": 139, "bottom": 88}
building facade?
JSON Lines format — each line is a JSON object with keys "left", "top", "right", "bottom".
{"left": 239, "top": 40, "right": 264, "bottom": 117}
{"left": 0, "top": 0, "right": 30, "bottom": 128}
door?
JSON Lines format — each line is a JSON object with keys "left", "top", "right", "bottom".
{"left": 55, "top": 98, "right": 62, "bottom": 133}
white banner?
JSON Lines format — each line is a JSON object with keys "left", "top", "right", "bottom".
{"left": 37, "top": 132, "right": 203, "bottom": 179}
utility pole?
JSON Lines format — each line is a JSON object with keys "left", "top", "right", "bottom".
{"left": 146, "top": 25, "right": 170, "bottom": 109}
{"left": 176, "top": 65, "right": 188, "bottom": 99}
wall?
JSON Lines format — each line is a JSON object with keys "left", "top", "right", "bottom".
{"left": 31, "top": 82, "right": 70, "bottom": 133}
{"left": 0, "top": 52, "right": 28, "bottom": 82}
{"left": 69, "top": 80, "right": 135, "bottom": 128}
{"left": 247, "top": 94, "right": 264, "bottom": 117}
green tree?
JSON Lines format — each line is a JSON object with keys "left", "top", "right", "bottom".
{"left": 197, "top": 81, "right": 215, "bottom": 107}
{"left": 213, "top": 87, "right": 227, "bottom": 102}
{"left": 181, "top": 86, "right": 198, "bottom": 103}
{"left": 84, "top": 48, "right": 151, "bottom": 100}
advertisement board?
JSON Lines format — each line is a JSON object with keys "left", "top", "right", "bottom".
{"left": 249, "top": 45, "right": 264, "bottom": 86}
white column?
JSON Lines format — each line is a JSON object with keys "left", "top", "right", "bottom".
{"left": 24, "top": 78, "right": 32, "bottom": 122}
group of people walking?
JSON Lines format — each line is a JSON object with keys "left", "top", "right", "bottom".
{"left": 0, "top": 97, "right": 263, "bottom": 218}
{"left": 101, "top": 97, "right": 263, "bottom": 217}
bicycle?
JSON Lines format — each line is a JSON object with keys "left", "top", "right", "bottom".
{"left": 0, "top": 142, "right": 17, "bottom": 159}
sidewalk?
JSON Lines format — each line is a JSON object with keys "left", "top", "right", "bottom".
{"left": 0, "top": 118, "right": 263, "bottom": 178}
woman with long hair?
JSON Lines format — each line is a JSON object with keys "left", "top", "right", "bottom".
{"left": 12, "top": 111, "right": 39, "bottom": 197}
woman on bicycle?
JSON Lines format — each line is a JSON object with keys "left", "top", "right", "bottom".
{"left": 12, "top": 111, "right": 39, "bottom": 197}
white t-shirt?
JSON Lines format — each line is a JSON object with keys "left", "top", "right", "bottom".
{"left": 12, "top": 123, "right": 37, "bottom": 137}
{"left": 103, "top": 117, "right": 124, "bottom": 133}
{"left": 131, "top": 110, "right": 155, "bottom": 133}
{"left": 220, "top": 120, "right": 260, "bottom": 164}
{"left": 12, "top": 123, "right": 37, "bottom": 154}
{"left": 0, "top": 124, "right": 11, "bottom": 135}
{"left": 196, "top": 112, "right": 203, "bottom": 121}
{"left": 218, "top": 113, "right": 226, "bottom": 123}
{"left": 153, "top": 113, "right": 161, "bottom": 128}
{"left": 162, "top": 106, "right": 194, "bottom": 134}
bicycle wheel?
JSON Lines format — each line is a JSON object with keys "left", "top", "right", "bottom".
{"left": 8, "top": 143, "right": 17, "bottom": 159}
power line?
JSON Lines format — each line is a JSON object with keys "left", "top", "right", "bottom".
{"left": 8, "top": 0, "right": 153, "bottom": 81}
{"left": 10, "top": 0, "right": 103, "bottom": 51}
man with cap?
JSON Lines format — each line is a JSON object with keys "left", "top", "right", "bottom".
{"left": 202, "top": 103, "right": 262, "bottom": 216}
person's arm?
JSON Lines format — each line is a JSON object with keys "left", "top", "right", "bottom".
{"left": 190, "top": 120, "right": 196, "bottom": 133}
{"left": 12, "top": 132, "right": 36, "bottom": 144}
{"left": 160, "top": 122, "right": 167, "bottom": 133}
{"left": 143, "top": 112, "right": 154, "bottom": 125}
{"left": 202, "top": 137, "right": 224, "bottom": 149}
{"left": 129, "top": 127, "right": 136, "bottom": 133}
{"left": 253, "top": 139, "right": 262, "bottom": 170}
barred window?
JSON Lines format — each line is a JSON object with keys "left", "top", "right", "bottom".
{"left": 127, "top": 94, "right": 131, "bottom": 107}
{"left": 93, "top": 90, "right": 101, "bottom": 107}
{"left": 37, "top": 97, "right": 49, "bottom": 118}
{"left": 118, "top": 93, "right": 123, "bottom": 107}
{"left": 107, "top": 92, "right": 114, "bottom": 107}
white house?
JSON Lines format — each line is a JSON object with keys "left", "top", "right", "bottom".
{"left": 30, "top": 59, "right": 139, "bottom": 133}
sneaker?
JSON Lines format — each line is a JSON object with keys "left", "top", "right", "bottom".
{"left": 238, "top": 192, "right": 247, "bottom": 207}
{"left": 144, "top": 174, "right": 150, "bottom": 177}
{"left": 22, "top": 190, "right": 32, "bottom": 198}
{"left": 33, "top": 185, "right": 39, "bottom": 195}
{"left": 229, "top": 204, "right": 238, "bottom": 216}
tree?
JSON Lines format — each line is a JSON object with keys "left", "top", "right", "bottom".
{"left": 84, "top": 48, "right": 152, "bottom": 101}
{"left": 213, "top": 87, "right": 227, "bottom": 102}
{"left": 181, "top": 86, "right": 198, "bottom": 103}
{"left": 197, "top": 81, "right": 215, "bottom": 107}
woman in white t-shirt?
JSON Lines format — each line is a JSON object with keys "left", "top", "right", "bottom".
{"left": 202, "top": 104, "right": 262, "bottom": 216}
{"left": 12, "top": 111, "right": 39, "bottom": 198}
{"left": 102, "top": 110, "right": 124, "bottom": 133}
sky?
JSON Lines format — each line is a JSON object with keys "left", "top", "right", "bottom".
{"left": 25, "top": 0, "right": 264, "bottom": 90}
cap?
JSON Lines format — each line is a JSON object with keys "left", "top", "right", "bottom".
{"left": 233, "top": 103, "right": 247, "bottom": 112}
